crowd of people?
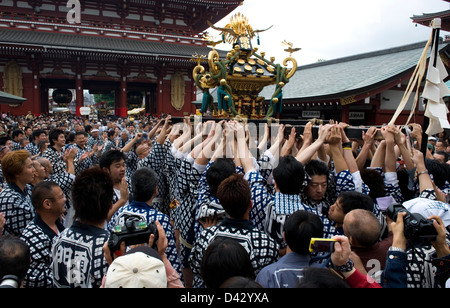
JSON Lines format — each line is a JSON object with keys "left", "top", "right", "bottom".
{"left": 0, "top": 110, "right": 449, "bottom": 289}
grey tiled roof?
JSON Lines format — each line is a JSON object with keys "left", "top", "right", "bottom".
{"left": 0, "top": 29, "right": 222, "bottom": 59}
{"left": 260, "top": 41, "right": 444, "bottom": 102}
{"left": 0, "top": 90, "right": 26, "bottom": 105}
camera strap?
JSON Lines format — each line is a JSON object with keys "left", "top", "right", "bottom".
{"left": 310, "top": 253, "right": 332, "bottom": 268}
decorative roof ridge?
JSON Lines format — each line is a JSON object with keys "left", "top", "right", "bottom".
{"left": 0, "top": 18, "right": 205, "bottom": 43}
{"left": 411, "top": 9, "right": 450, "bottom": 21}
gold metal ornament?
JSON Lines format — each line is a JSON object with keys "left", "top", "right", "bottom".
{"left": 194, "top": 13, "right": 299, "bottom": 119}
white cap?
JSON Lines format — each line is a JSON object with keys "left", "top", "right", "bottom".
{"left": 104, "top": 247, "right": 167, "bottom": 288}
{"left": 403, "top": 197, "right": 450, "bottom": 227}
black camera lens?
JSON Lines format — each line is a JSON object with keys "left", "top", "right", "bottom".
{"left": 386, "top": 203, "right": 437, "bottom": 242}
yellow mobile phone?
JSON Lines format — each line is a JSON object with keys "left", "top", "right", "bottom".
{"left": 309, "top": 238, "right": 337, "bottom": 253}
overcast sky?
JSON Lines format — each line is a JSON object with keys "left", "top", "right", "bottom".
{"left": 209, "top": 0, "right": 450, "bottom": 66}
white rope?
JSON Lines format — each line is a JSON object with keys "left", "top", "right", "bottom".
{"left": 388, "top": 29, "right": 434, "bottom": 126}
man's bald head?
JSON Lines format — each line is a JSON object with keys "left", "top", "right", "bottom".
{"left": 343, "top": 209, "right": 381, "bottom": 247}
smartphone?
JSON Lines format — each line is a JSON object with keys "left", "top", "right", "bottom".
{"left": 309, "top": 238, "right": 337, "bottom": 253}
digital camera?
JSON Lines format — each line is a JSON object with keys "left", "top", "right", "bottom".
{"left": 108, "top": 216, "right": 159, "bottom": 252}
{"left": 309, "top": 238, "right": 337, "bottom": 253}
{"left": 386, "top": 203, "right": 437, "bottom": 242}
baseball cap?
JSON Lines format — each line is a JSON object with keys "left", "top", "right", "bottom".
{"left": 91, "top": 129, "right": 99, "bottom": 133}
{"left": 104, "top": 246, "right": 167, "bottom": 288}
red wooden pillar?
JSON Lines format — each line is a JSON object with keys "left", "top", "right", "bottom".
{"left": 116, "top": 58, "right": 129, "bottom": 118}
{"left": 157, "top": 78, "right": 163, "bottom": 115}
{"left": 40, "top": 85, "right": 49, "bottom": 114}
{"left": 155, "top": 62, "right": 167, "bottom": 116}
{"left": 190, "top": 81, "right": 197, "bottom": 114}
{"left": 117, "top": 77, "right": 128, "bottom": 118}
{"left": 75, "top": 74, "right": 83, "bottom": 116}
{"left": 32, "top": 73, "right": 40, "bottom": 114}
{"left": 72, "top": 56, "right": 86, "bottom": 116}
{"left": 29, "top": 54, "right": 42, "bottom": 115}
{"left": 341, "top": 104, "right": 350, "bottom": 123}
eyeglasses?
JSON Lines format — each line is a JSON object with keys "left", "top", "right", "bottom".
{"left": 48, "top": 194, "right": 66, "bottom": 201}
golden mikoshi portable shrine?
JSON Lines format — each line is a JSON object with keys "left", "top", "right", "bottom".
{"left": 193, "top": 13, "right": 300, "bottom": 120}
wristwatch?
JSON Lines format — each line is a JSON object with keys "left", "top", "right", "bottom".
{"left": 388, "top": 246, "right": 405, "bottom": 253}
{"left": 331, "top": 259, "right": 354, "bottom": 272}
